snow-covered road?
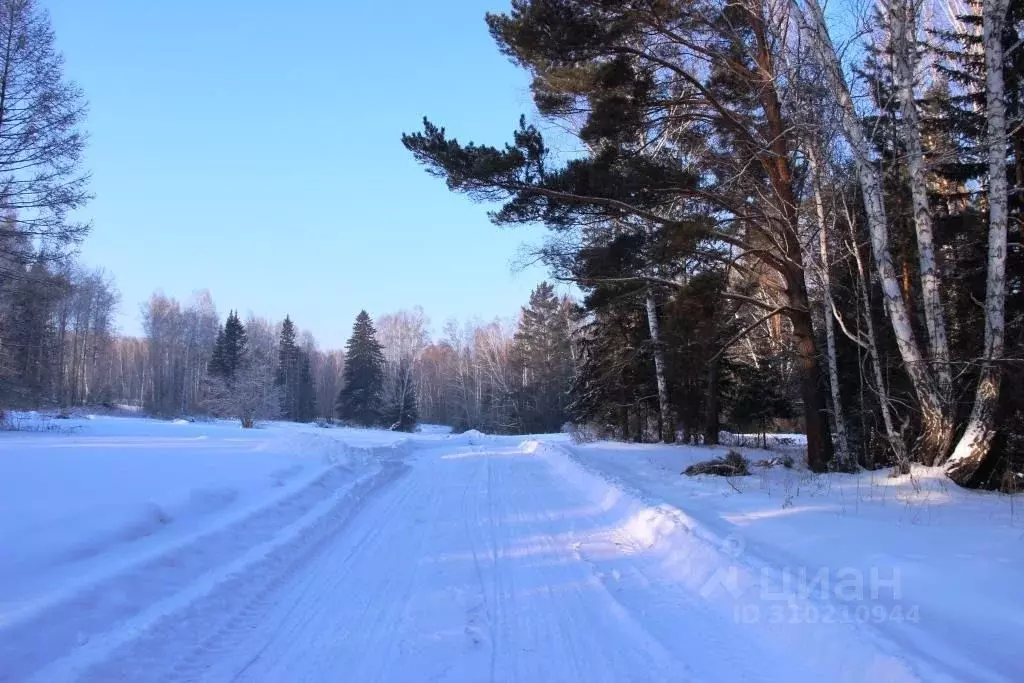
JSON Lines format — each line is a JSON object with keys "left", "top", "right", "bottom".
{"left": 66, "top": 440, "right": 689, "bottom": 682}
{"left": 6, "top": 422, "right": 998, "bottom": 682}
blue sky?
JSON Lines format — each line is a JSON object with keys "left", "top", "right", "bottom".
{"left": 47, "top": 0, "right": 554, "bottom": 348}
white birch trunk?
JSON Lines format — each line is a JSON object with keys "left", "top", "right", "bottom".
{"left": 945, "top": 0, "right": 1010, "bottom": 484}
{"left": 798, "top": 0, "right": 950, "bottom": 462}
{"left": 891, "top": 0, "right": 953, "bottom": 395}
{"left": 809, "top": 149, "right": 852, "bottom": 469}
{"left": 645, "top": 290, "right": 675, "bottom": 443}
{"left": 845, "top": 198, "right": 910, "bottom": 469}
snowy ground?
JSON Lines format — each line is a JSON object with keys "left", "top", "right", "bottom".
{"left": 0, "top": 417, "right": 1019, "bottom": 681}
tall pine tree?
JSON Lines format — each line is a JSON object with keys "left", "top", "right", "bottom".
{"left": 336, "top": 311, "right": 385, "bottom": 426}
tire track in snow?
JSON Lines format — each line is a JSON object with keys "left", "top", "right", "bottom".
{"left": 33, "top": 461, "right": 409, "bottom": 683}
{"left": 144, "top": 460, "right": 416, "bottom": 683}
{"left": 2, "top": 458, "right": 378, "bottom": 683}
{"left": 482, "top": 444, "right": 686, "bottom": 683}
{"left": 170, "top": 446, "right": 454, "bottom": 683}
{"left": 44, "top": 437, "right": 866, "bottom": 683}
{"left": 175, "top": 460, "right": 418, "bottom": 683}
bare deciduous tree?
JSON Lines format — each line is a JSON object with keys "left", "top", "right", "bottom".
{"left": 204, "top": 351, "right": 281, "bottom": 428}
{"left": 0, "top": 0, "right": 90, "bottom": 258}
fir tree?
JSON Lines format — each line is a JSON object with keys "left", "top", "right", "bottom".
{"left": 511, "top": 282, "right": 576, "bottom": 433}
{"left": 275, "top": 315, "right": 301, "bottom": 420}
{"left": 336, "top": 310, "right": 385, "bottom": 426}
{"left": 208, "top": 311, "right": 247, "bottom": 382}
{"left": 208, "top": 327, "right": 227, "bottom": 378}
{"left": 297, "top": 349, "right": 317, "bottom": 422}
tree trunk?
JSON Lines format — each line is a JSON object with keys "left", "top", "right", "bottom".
{"left": 704, "top": 358, "right": 720, "bottom": 445}
{"left": 809, "top": 149, "right": 853, "bottom": 470}
{"left": 844, "top": 200, "right": 908, "bottom": 470}
{"left": 632, "top": 404, "right": 643, "bottom": 443}
{"left": 891, "top": 0, "right": 953, "bottom": 396}
{"left": 645, "top": 290, "right": 675, "bottom": 443}
{"left": 945, "top": 0, "right": 1010, "bottom": 485}
{"left": 745, "top": 5, "right": 834, "bottom": 471}
{"left": 799, "top": 0, "right": 953, "bottom": 464}
{"left": 788, "top": 303, "right": 834, "bottom": 472}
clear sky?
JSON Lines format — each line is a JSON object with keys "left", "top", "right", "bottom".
{"left": 46, "top": 0, "right": 555, "bottom": 348}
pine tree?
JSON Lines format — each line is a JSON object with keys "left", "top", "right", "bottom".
{"left": 403, "top": 0, "right": 838, "bottom": 468}
{"left": 336, "top": 310, "right": 385, "bottom": 426}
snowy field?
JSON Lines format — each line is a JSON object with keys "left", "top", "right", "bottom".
{"left": 0, "top": 416, "right": 1019, "bottom": 681}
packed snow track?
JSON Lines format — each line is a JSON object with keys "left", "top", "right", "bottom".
{"left": 5, "top": 429, "right": 952, "bottom": 682}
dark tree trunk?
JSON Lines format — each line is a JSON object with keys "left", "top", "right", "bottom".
{"left": 704, "top": 359, "right": 720, "bottom": 445}
{"left": 786, "top": 275, "right": 836, "bottom": 472}
{"left": 748, "top": 6, "right": 835, "bottom": 472}
{"left": 632, "top": 404, "right": 643, "bottom": 443}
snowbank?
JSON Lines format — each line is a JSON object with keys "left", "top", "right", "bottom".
{"left": 0, "top": 416, "right": 418, "bottom": 681}
{"left": 415, "top": 423, "right": 453, "bottom": 435}
{"left": 557, "top": 439, "right": 1023, "bottom": 682}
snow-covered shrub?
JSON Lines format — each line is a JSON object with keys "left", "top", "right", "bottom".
{"left": 684, "top": 450, "right": 750, "bottom": 476}
{"left": 568, "top": 422, "right": 603, "bottom": 444}
{"left": 753, "top": 454, "right": 795, "bottom": 469}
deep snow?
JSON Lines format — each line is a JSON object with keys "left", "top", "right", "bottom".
{"left": 0, "top": 416, "right": 1019, "bottom": 681}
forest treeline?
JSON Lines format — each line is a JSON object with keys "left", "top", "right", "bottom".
{"left": 1, "top": 0, "right": 1021, "bottom": 488}
{"left": 0, "top": 1, "right": 580, "bottom": 437}
{"left": 401, "top": 0, "right": 1023, "bottom": 488}
{"left": 0, "top": 263, "right": 583, "bottom": 436}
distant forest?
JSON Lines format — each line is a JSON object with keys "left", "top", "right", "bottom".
{"left": 2, "top": 0, "right": 1022, "bottom": 489}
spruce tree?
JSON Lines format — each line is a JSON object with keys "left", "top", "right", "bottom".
{"left": 511, "top": 282, "right": 576, "bottom": 433}
{"left": 223, "top": 311, "right": 247, "bottom": 379}
{"left": 276, "top": 315, "right": 300, "bottom": 420}
{"left": 336, "top": 310, "right": 385, "bottom": 426}
{"left": 208, "top": 327, "right": 227, "bottom": 378}
{"left": 297, "top": 349, "right": 317, "bottom": 421}
{"left": 208, "top": 311, "right": 247, "bottom": 382}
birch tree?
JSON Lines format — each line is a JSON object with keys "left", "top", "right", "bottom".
{"left": 796, "top": 0, "right": 954, "bottom": 463}
{"left": 0, "top": 0, "right": 90, "bottom": 256}
{"left": 645, "top": 289, "right": 674, "bottom": 443}
{"left": 944, "top": 0, "right": 1012, "bottom": 484}
{"left": 808, "top": 149, "right": 852, "bottom": 468}
{"left": 890, "top": 0, "right": 954, "bottom": 399}
{"left": 378, "top": 308, "right": 428, "bottom": 431}
{"left": 205, "top": 350, "right": 281, "bottom": 428}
